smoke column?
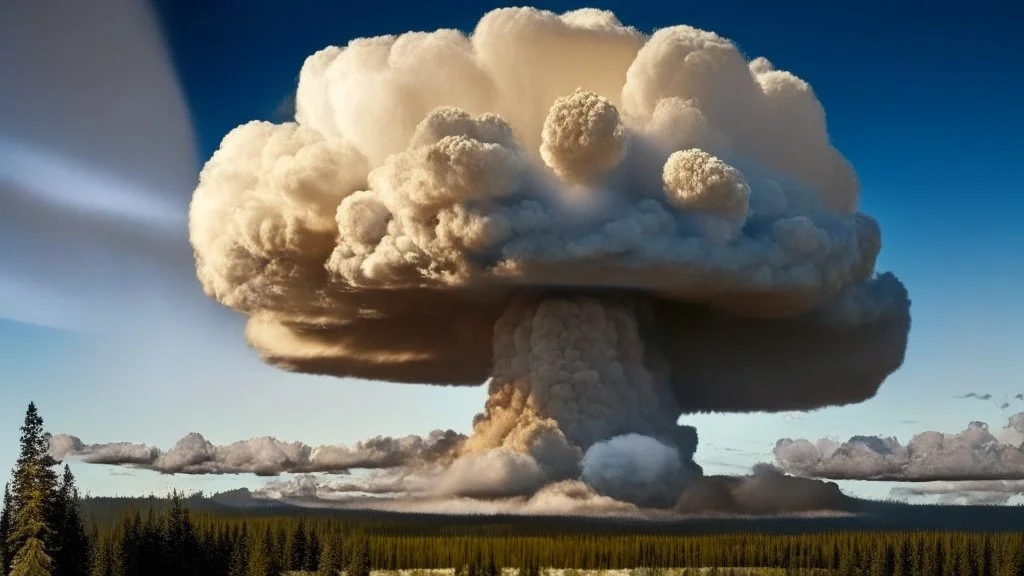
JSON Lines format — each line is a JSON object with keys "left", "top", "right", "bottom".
{"left": 186, "top": 7, "right": 912, "bottom": 509}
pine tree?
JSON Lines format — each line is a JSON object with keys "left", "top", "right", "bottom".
{"left": 248, "top": 526, "right": 280, "bottom": 576}
{"left": 8, "top": 462, "right": 53, "bottom": 576}
{"left": 1, "top": 485, "right": 12, "bottom": 576}
{"left": 165, "top": 491, "right": 197, "bottom": 576}
{"left": 87, "top": 538, "right": 110, "bottom": 576}
{"left": 227, "top": 524, "right": 249, "bottom": 576}
{"left": 346, "top": 537, "right": 370, "bottom": 576}
{"left": 304, "top": 531, "right": 320, "bottom": 572}
{"left": 9, "top": 536, "right": 52, "bottom": 576}
{"left": 289, "top": 519, "right": 307, "bottom": 571}
{"left": 227, "top": 542, "right": 248, "bottom": 576}
{"left": 318, "top": 536, "right": 343, "bottom": 576}
{"left": 52, "top": 467, "right": 89, "bottom": 576}
{"left": 8, "top": 403, "right": 59, "bottom": 570}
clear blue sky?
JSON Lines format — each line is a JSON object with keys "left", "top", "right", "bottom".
{"left": 1, "top": 0, "right": 1022, "bottom": 500}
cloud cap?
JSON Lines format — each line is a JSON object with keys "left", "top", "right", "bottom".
{"left": 189, "top": 6, "right": 911, "bottom": 414}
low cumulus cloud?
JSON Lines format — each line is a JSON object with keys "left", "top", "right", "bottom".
{"left": 890, "top": 480, "right": 1024, "bottom": 506}
{"left": 49, "top": 430, "right": 464, "bottom": 475}
{"left": 774, "top": 412, "right": 1024, "bottom": 481}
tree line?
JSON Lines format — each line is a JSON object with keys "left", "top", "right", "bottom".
{"left": 85, "top": 509, "right": 1024, "bottom": 576}
{"left": 1, "top": 403, "right": 89, "bottom": 576}
{"left": 4, "top": 403, "right": 1024, "bottom": 576}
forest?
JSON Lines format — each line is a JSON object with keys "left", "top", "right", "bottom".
{"left": 3, "top": 404, "right": 1024, "bottom": 576}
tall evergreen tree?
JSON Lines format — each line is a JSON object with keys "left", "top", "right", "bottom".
{"left": 247, "top": 526, "right": 280, "bottom": 576}
{"left": 318, "top": 536, "right": 343, "bottom": 576}
{"left": 9, "top": 536, "right": 51, "bottom": 576}
{"left": 52, "top": 467, "right": 89, "bottom": 576}
{"left": 164, "top": 492, "right": 197, "bottom": 576}
{"left": 1, "top": 484, "right": 12, "bottom": 576}
{"left": 304, "top": 530, "right": 320, "bottom": 572}
{"left": 288, "top": 519, "right": 307, "bottom": 571}
{"left": 10, "top": 405, "right": 59, "bottom": 513}
{"left": 346, "top": 537, "right": 370, "bottom": 576}
{"left": 8, "top": 462, "right": 53, "bottom": 576}
{"left": 87, "top": 537, "right": 110, "bottom": 576}
{"left": 8, "top": 404, "right": 60, "bottom": 576}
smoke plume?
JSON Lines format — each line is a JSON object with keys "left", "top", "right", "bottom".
{"left": 774, "top": 412, "right": 1024, "bottom": 481}
{"left": 173, "top": 6, "right": 913, "bottom": 510}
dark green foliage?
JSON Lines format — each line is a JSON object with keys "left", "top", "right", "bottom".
{"left": 9, "top": 536, "right": 51, "bottom": 576}
{"left": 347, "top": 535, "right": 371, "bottom": 576}
{"left": 8, "top": 404, "right": 60, "bottom": 576}
{"left": 20, "top": 494, "right": 1024, "bottom": 575}
{"left": 287, "top": 518, "right": 307, "bottom": 571}
{"left": 247, "top": 526, "right": 280, "bottom": 576}
{"left": 304, "top": 529, "right": 321, "bottom": 571}
{"left": 52, "top": 467, "right": 89, "bottom": 576}
{"left": 1, "top": 484, "right": 12, "bottom": 576}
{"left": 317, "top": 534, "right": 343, "bottom": 576}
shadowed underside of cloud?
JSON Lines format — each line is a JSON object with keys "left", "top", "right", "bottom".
{"left": 774, "top": 412, "right": 1024, "bottom": 481}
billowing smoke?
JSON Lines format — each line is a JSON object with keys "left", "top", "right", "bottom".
{"left": 257, "top": 476, "right": 652, "bottom": 518}
{"left": 49, "top": 430, "right": 463, "bottom": 475}
{"left": 580, "top": 434, "right": 693, "bottom": 508}
{"left": 675, "top": 464, "right": 853, "bottom": 515}
{"left": 148, "top": 6, "right": 910, "bottom": 511}
{"left": 774, "top": 412, "right": 1024, "bottom": 481}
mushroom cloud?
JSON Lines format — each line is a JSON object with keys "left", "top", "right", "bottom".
{"left": 189, "top": 7, "right": 911, "bottom": 508}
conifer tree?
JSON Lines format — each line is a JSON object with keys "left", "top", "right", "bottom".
{"left": 8, "top": 465, "right": 52, "bottom": 576}
{"left": 9, "top": 536, "right": 52, "bottom": 576}
{"left": 227, "top": 524, "right": 249, "bottom": 576}
{"left": 346, "top": 536, "right": 370, "bottom": 576}
{"left": 8, "top": 404, "right": 60, "bottom": 576}
{"left": 304, "top": 530, "right": 320, "bottom": 572}
{"left": 289, "top": 519, "right": 307, "bottom": 571}
{"left": 86, "top": 538, "right": 109, "bottom": 576}
{"left": 52, "top": 467, "right": 89, "bottom": 576}
{"left": 1, "top": 484, "right": 12, "bottom": 576}
{"left": 248, "top": 526, "right": 280, "bottom": 576}
{"left": 227, "top": 542, "right": 248, "bottom": 576}
{"left": 318, "top": 536, "right": 343, "bottom": 576}
{"left": 165, "top": 491, "right": 197, "bottom": 576}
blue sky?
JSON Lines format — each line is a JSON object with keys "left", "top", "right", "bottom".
{"left": 1, "top": 0, "right": 1022, "bottom": 501}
